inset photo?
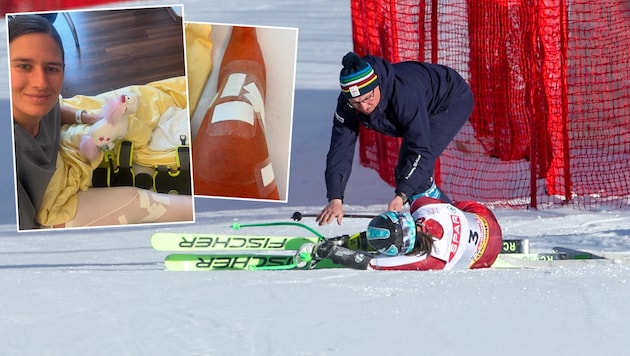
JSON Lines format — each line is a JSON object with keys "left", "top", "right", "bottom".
{"left": 8, "top": 5, "right": 195, "bottom": 231}
{"left": 186, "top": 22, "right": 298, "bottom": 202}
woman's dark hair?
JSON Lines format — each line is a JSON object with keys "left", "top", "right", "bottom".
{"left": 411, "top": 230, "right": 434, "bottom": 256}
{"left": 409, "top": 220, "right": 435, "bottom": 256}
{"left": 8, "top": 14, "right": 65, "bottom": 64}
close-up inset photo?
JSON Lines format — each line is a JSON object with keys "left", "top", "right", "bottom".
{"left": 186, "top": 22, "right": 298, "bottom": 202}
{"left": 8, "top": 5, "right": 195, "bottom": 231}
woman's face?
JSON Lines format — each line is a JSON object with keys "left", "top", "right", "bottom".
{"left": 10, "top": 33, "right": 64, "bottom": 124}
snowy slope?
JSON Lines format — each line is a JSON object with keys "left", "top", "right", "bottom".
{"left": 1, "top": 1, "right": 630, "bottom": 355}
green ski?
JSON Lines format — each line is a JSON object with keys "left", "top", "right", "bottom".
{"left": 163, "top": 253, "right": 343, "bottom": 271}
{"left": 151, "top": 232, "right": 319, "bottom": 252}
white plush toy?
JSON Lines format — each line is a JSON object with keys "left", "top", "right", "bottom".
{"left": 79, "top": 92, "right": 140, "bottom": 161}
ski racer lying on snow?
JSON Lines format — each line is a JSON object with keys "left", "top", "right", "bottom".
{"left": 297, "top": 197, "right": 503, "bottom": 270}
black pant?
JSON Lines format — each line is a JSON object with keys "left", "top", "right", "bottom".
{"left": 397, "top": 90, "right": 474, "bottom": 194}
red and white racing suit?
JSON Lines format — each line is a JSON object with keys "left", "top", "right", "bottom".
{"left": 368, "top": 197, "right": 502, "bottom": 271}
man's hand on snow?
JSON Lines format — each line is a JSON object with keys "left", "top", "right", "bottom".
{"left": 316, "top": 199, "right": 344, "bottom": 226}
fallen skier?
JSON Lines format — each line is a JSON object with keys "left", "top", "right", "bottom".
{"left": 297, "top": 197, "right": 503, "bottom": 271}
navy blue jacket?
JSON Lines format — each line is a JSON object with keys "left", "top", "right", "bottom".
{"left": 325, "top": 55, "right": 472, "bottom": 201}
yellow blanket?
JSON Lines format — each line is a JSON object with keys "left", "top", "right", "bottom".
{"left": 37, "top": 76, "right": 190, "bottom": 227}
{"left": 36, "top": 22, "right": 215, "bottom": 227}
{"left": 185, "top": 22, "right": 213, "bottom": 114}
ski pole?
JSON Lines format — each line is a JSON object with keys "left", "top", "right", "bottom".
{"left": 291, "top": 211, "right": 375, "bottom": 221}
{"left": 231, "top": 221, "right": 325, "bottom": 239}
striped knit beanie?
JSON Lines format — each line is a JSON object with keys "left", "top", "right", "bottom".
{"left": 339, "top": 52, "right": 379, "bottom": 98}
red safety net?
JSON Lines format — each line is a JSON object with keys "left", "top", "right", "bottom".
{"left": 1, "top": 0, "right": 125, "bottom": 14}
{"left": 351, "top": 0, "right": 630, "bottom": 209}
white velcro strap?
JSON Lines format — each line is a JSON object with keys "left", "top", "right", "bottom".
{"left": 75, "top": 109, "right": 86, "bottom": 124}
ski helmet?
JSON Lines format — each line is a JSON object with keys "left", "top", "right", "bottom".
{"left": 366, "top": 211, "right": 416, "bottom": 256}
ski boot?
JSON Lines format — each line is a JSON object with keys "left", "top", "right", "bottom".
{"left": 294, "top": 239, "right": 338, "bottom": 269}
